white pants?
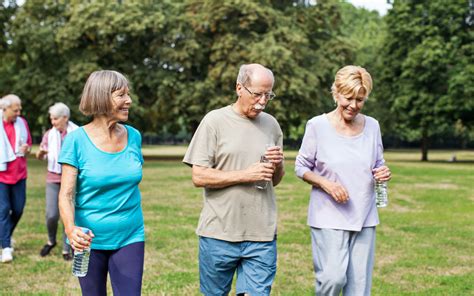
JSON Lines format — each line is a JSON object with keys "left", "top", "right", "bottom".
{"left": 310, "top": 227, "right": 376, "bottom": 296}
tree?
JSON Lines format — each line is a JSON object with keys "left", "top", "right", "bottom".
{"left": 338, "top": 1, "right": 388, "bottom": 131}
{"left": 0, "top": 1, "right": 17, "bottom": 95}
{"left": 1, "top": 0, "right": 353, "bottom": 141}
{"left": 378, "top": 0, "right": 473, "bottom": 160}
{"left": 183, "top": 0, "right": 353, "bottom": 139}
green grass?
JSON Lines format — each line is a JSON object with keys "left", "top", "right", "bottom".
{"left": 0, "top": 149, "right": 473, "bottom": 295}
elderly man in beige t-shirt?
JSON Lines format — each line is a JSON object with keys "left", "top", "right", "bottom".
{"left": 183, "top": 63, "right": 285, "bottom": 296}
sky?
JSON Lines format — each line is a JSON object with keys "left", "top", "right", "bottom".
{"left": 346, "top": 0, "right": 392, "bottom": 16}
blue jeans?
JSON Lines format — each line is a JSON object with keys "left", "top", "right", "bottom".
{"left": 199, "top": 236, "right": 277, "bottom": 296}
{"left": 0, "top": 179, "right": 26, "bottom": 248}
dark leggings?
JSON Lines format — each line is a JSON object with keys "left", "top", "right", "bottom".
{"left": 79, "top": 241, "right": 145, "bottom": 296}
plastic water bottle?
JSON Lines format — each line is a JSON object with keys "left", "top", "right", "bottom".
{"left": 375, "top": 181, "right": 388, "bottom": 207}
{"left": 255, "top": 155, "right": 269, "bottom": 190}
{"left": 72, "top": 228, "right": 91, "bottom": 277}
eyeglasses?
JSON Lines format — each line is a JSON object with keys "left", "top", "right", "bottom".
{"left": 241, "top": 84, "right": 276, "bottom": 101}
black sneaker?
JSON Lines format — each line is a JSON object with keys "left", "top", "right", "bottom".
{"left": 40, "top": 243, "right": 56, "bottom": 257}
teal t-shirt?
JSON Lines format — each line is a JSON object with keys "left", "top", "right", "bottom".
{"left": 59, "top": 125, "right": 145, "bottom": 250}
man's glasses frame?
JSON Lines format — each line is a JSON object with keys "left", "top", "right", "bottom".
{"left": 241, "top": 84, "right": 276, "bottom": 101}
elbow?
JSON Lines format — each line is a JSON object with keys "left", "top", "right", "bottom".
{"left": 191, "top": 175, "right": 206, "bottom": 188}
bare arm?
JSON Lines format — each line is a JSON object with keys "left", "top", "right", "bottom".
{"left": 272, "top": 163, "right": 285, "bottom": 187}
{"left": 192, "top": 162, "right": 275, "bottom": 189}
{"left": 302, "top": 171, "right": 349, "bottom": 204}
{"left": 58, "top": 164, "right": 92, "bottom": 251}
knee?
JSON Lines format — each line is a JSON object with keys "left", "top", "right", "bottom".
{"left": 0, "top": 205, "right": 9, "bottom": 217}
{"left": 326, "top": 275, "right": 346, "bottom": 289}
{"left": 46, "top": 212, "right": 59, "bottom": 222}
{"left": 317, "top": 273, "right": 347, "bottom": 294}
{"left": 11, "top": 207, "right": 24, "bottom": 217}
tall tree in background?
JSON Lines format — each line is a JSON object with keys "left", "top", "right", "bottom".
{"left": 339, "top": 1, "right": 387, "bottom": 131}
{"left": 184, "top": 0, "right": 352, "bottom": 139}
{"left": 378, "top": 0, "right": 473, "bottom": 160}
{"left": 0, "top": 0, "right": 352, "bottom": 141}
{"left": 0, "top": 1, "right": 17, "bottom": 95}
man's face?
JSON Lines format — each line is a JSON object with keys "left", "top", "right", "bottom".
{"left": 236, "top": 72, "right": 274, "bottom": 119}
{"left": 3, "top": 103, "right": 22, "bottom": 123}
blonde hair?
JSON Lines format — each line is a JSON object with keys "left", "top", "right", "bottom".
{"left": 79, "top": 70, "right": 129, "bottom": 116}
{"left": 331, "top": 65, "right": 373, "bottom": 100}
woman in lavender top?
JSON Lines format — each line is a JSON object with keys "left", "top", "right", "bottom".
{"left": 295, "top": 65, "right": 392, "bottom": 296}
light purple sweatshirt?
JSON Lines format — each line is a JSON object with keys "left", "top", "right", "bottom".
{"left": 295, "top": 114, "right": 385, "bottom": 231}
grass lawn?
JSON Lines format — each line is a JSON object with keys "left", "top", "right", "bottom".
{"left": 0, "top": 149, "right": 472, "bottom": 295}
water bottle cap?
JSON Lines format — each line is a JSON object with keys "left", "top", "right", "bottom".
{"left": 81, "top": 227, "right": 90, "bottom": 235}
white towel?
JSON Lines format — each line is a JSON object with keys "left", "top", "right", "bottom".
{"left": 47, "top": 121, "right": 78, "bottom": 174}
{"left": 0, "top": 111, "right": 28, "bottom": 171}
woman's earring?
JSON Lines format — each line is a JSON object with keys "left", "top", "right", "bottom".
{"left": 334, "top": 100, "right": 337, "bottom": 106}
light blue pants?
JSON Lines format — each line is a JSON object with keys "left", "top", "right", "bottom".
{"left": 310, "top": 227, "right": 376, "bottom": 296}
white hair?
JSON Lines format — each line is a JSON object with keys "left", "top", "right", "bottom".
{"left": 1, "top": 94, "right": 21, "bottom": 109}
{"left": 48, "top": 102, "right": 70, "bottom": 118}
{"left": 236, "top": 64, "right": 274, "bottom": 86}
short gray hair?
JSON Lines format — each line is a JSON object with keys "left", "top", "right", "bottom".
{"left": 48, "top": 102, "right": 70, "bottom": 118}
{"left": 236, "top": 64, "right": 274, "bottom": 87}
{"left": 79, "top": 70, "right": 129, "bottom": 116}
{"left": 0, "top": 94, "right": 21, "bottom": 109}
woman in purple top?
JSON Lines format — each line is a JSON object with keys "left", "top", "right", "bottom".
{"left": 295, "top": 65, "right": 392, "bottom": 296}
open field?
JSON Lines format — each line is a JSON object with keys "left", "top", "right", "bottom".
{"left": 0, "top": 149, "right": 473, "bottom": 295}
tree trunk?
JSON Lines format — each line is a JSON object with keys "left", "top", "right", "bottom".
{"left": 421, "top": 134, "right": 429, "bottom": 161}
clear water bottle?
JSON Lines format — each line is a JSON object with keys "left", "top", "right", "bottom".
{"left": 375, "top": 181, "right": 388, "bottom": 207}
{"left": 72, "top": 227, "right": 91, "bottom": 277}
{"left": 255, "top": 155, "right": 269, "bottom": 190}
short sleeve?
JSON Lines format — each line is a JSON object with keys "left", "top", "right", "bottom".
{"left": 374, "top": 121, "right": 385, "bottom": 168}
{"left": 275, "top": 121, "right": 283, "bottom": 148}
{"left": 183, "top": 115, "right": 217, "bottom": 168}
{"left": 295, "top": 119, "right": 318, "bottom": 178}
{"left": 131, "top": 126, "right": 144, "bottom": 165}
{"left": 58, "top": 129, "right": 79, "bottom": 168}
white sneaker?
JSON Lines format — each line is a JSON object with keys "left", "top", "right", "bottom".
{"left": 1, "top": 248, "right": 13, "bottom": 263}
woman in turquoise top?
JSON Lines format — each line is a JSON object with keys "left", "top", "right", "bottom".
{"left": 58, "top": 70, "right": 145, "bottom": 296}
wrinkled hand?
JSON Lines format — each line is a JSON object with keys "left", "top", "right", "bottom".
{"left": 245, "top": 162, "right": 275, "bottom": 182}
{"left": 19, "top": 144, "right": 30, "bottom": 155}
{"left": 36, "top": 148, "right": 48, "bottom": 160}
{"left": 321, "top": 179, "right": 349, "bottom": 203}
{"left": 373, "top": 165, "right": 392, "bottom": 182}
{"left": 264, "top": 146, "right": 284, "bottom": 168}
{"left": 66, "top": 226, "right": 94, "bottom": 251}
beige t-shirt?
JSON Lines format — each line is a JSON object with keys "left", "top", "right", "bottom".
{"left": 183, "top": 105, "right": 283, "bottom": 242}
